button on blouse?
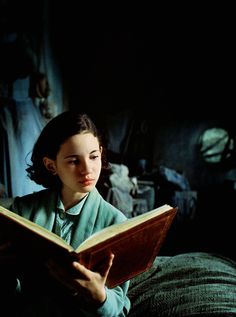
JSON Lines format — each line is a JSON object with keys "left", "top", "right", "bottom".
{"left": 54, "top": 195, "right": 88, "bottom": 245}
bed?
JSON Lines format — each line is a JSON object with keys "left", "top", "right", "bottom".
{"left": 128, "top": 252, "right": 236, "bottom": 316}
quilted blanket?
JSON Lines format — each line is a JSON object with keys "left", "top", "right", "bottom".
{"left": 128, "top": 252, "right": 236, "bottom": 316}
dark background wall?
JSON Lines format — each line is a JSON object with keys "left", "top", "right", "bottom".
{"left": 50, "top": 2, "right": 235, "bottom": 110}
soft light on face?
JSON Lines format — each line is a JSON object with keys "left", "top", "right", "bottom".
{"left": 44, "top": 133, "right": 102, "bottom": 197}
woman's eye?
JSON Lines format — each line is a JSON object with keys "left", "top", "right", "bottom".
{"left": 68, "top": 159, "right": 79, "bottom": 165}
{"left": 91, "top": 155, "right": 99, "bottom": 160}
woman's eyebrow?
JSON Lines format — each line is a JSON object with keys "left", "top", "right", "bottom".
{"left": 64, "top": 149, "right": 100, "bottom": 159}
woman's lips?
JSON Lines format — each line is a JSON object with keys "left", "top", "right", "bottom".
{"left": 80, "top": 179, "right": 94, "bottom": 186}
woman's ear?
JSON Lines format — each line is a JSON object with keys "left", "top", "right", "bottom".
{"left": 43, "top": 157, "right": 57, "bottom": 175}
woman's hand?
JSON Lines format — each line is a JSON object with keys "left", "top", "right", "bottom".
{"left": 46, "top": 253, "right": 114, "bottom": 305}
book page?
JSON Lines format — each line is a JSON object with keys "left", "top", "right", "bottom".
{"left": 76, "top": 204, "right": 172, "bottom": 253}
{"left": 0, "top": 206, "right": 72, "bottom": 251}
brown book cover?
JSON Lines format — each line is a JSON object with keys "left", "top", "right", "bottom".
{"left": 0, "top": 204, "right": 177, "bottom": 288}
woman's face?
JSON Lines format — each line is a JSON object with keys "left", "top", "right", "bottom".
{"left": 44, "top": 133, "right": 102, "bottom": 196}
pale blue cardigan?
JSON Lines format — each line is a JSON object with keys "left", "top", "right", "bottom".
{"left": 10, "top": 187, "right": 131, "bottom": 316}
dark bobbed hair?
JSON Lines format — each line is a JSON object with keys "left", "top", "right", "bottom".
{"left": 26, "top": 111, "right": 108, "bottom": 189}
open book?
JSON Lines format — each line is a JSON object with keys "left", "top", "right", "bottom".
{"left": 0, "top": 204, "right": 177, "bottom": 288}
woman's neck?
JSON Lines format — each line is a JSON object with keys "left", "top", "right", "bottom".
{"left": 60, "top": 190, "right": 88, "bottom": 211}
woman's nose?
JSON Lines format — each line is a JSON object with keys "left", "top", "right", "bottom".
{"left": 79, "top": 160, "right": 92, "bottom": 174}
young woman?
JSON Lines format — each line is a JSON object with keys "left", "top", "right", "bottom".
{"left": 0, "top": 111, "right": 131, "bottom": 316}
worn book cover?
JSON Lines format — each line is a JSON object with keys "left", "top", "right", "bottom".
{"left": 0, "top": 204, "right": 177, "bottom": 288}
